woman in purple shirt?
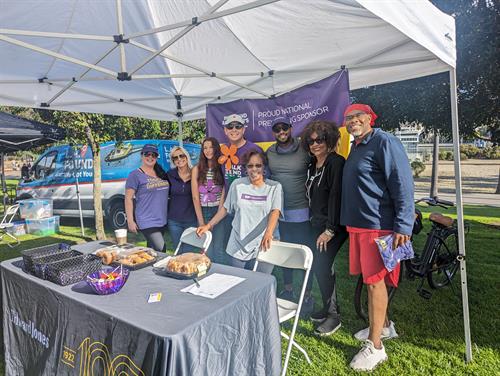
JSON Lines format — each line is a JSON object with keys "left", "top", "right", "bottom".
{"left": 167, "top": 146, "right": 198, "bottom": 252}
{"left": 125, "top": 144, "right": 169, "bottom": 252}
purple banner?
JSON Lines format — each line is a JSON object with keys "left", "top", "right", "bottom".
{"left": 206, "top": 70, "right": 350, "bottom": 143}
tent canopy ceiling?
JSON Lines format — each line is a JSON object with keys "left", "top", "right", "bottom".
{"left": 0, "top": 0, "right": 455, "bottom": 121}
{"left": 0, "top": 111, "right": 66, "bottom": 152}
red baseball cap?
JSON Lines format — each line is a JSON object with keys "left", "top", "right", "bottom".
{"left": 344, "top": 104, "right": 378, "bottom": 126}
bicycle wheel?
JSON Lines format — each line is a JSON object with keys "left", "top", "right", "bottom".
{"left": 354, "top": 272, "right": 400, "bottom": 323}
{"left": 427, "top": 229, "right": 459, "bottom": 289}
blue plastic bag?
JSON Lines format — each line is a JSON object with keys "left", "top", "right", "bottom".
{"left": 374, "top": 234, "right": 414, "bottom": 272}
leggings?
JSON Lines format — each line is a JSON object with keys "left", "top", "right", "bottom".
{"left": 140, "top": 227, "right": 167, "bottom": 252}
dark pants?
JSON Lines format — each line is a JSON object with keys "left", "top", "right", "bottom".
{"left": 228, "top": 255, "right": 274, "bottom": 273}
{"left": 168, "top": 219, "right": 198, "bottom": 254}
{"left": 202, "top": 206, "right": 226, "bottom": 264}
{"left": 279, "top": 220, "right": 314, "bottom": 287}
{"left": 309, "top": 225, "right": 348, "bottom": 317}
{"left": 141, "top": 226, "right": 167, "bottom": 252}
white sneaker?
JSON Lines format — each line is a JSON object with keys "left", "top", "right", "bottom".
{"left": 354, "top": 321, "right": 399, "bottom": 341}
{"left": 350, "top": 340, "right": 388, "bottom": 371}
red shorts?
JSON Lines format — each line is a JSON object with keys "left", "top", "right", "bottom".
{"left": 347, "top": 226, "right": 400, "bottom": 288}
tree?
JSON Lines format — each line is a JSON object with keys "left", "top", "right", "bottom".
{"left": 352, "top": 0, "right": 499, "bottom": 139}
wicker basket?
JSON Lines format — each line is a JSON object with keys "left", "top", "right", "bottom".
{"left": 46, "top": 254, "right": 102, "bottom": 286}
{"left": 21, "top": 243, "right": 71, "bottom": 274}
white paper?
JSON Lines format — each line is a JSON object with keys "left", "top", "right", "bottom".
{"left": 181, "top": 273, "right": 245, "bottom": 299}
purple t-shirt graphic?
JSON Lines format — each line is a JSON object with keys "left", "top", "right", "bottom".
{"left": 125, "top": 169, "right": 169, "bottom": 230}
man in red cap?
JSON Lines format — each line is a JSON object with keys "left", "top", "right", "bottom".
{"left": 340, "top": 104, "right": 414, "bottom": 371}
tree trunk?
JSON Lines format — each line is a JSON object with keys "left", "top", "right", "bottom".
{"left": 430, "top": 131, "right": 439, "bottom": 198}
{"left": 85, "top": 126, "right": 106, "bottom": 240}
{"left": 496, "top": 167, "right": 500, "bottom": 194}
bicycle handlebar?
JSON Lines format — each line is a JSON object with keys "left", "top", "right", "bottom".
{"left": 415, "top": 196, "right": 455, "bottom": 208}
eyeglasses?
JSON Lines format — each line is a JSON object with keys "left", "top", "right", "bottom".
{"left": 246, "top": 163, "right": 263, "bottom": 169}
{"left": 272, "top": 123, "right": 291, "bottom": 133}
{"left": 306, "top": 136, "right": 326, "bottom": 146}
{"left": 172, "top": 154, "right": 187, "bottom": 161}
{"left": 142, "top": 152, "right": 158, "bottom": 158}
{"left": 345, "top": 113, "right": 366, "bottom": 122}
{"left": 224, "top": 123, "right": 244, "bottom": 130}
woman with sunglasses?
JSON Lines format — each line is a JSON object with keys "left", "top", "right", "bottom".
{"left": 166, "top": 146, "right": 198, "bottom": 252}
{"left": 125, "top": 144, "right": 169, "bottom": 252}
{"left": 301, "top": 120, "right": 348, "bottom": 336}
{"left": 196, "top": 150, "right": 282, "bottom": 270}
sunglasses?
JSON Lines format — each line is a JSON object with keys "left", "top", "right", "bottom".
{"left": 246, "top": 163, "right": 263, "bottom": 169}
{"left": 172, "top": 154, "right": 187, "bottom": 161}
{"left": 345, "top": 113, "right": 366, "bottom": 122}
{"left": 142, "top": 152, "right": 158, "bottom": 158}
{"left": 224, "top": 123, "right": 244, "bottom": 130}
{"left": 306, "top": 136, "right": 326, "bottom": 146}
{"left": 272, "top": 123, "right": 291, "bottom": 133}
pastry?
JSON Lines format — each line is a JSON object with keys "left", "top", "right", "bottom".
{"left": 166, "top": 253, "right": 211, "bottom": 275}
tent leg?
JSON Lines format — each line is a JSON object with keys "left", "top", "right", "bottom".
{"left": 178, "top": 115, "right": 183, "bottom": 147}
{"left": 1, "top": 153, "right": 7, "bottom": 212}
{"left": 449, "top": 67, "right": 472, "bottom": 363}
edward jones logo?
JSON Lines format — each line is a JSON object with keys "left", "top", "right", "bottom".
{"left": 10, "top": 308, "right": 50, "bottom": 349}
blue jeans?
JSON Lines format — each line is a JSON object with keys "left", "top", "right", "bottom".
{"left": 228, "top": 255, "right": 274, "bottom": 273}
{"left": 279, "top": 220, "right": 314, "bottom": 288}
{"left": 202, "top": 206, "right": 226, "bottom": 264}
{"left": 168, "top": 219, "right": 198, "bottom": 253}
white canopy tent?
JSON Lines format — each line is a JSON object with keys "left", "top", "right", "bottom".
{"left": 0, "top": 0, "right": 471, "bottom": 362}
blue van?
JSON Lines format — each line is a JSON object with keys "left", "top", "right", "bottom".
{"left": 16, "top": 140, "right": 200, "bottom": 229}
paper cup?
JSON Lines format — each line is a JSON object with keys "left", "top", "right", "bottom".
{"left": 115, "top": 229, "right": 127, "bottom": 245}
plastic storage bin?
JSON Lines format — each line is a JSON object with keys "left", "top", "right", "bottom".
{"left": 25, "top": 216, "right": 60, "bottom": 236}
{"left": 5, "top": 221, "right": 26, "bottom": 236}
{"left": 19, "top": 199, "right": 53, "bottom": 219}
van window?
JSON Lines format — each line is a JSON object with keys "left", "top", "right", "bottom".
{"left": 33, "top": 151, "right": 58, "bottom": 180}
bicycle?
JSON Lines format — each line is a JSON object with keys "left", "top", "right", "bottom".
{"left": 354, "top": 197, "right": 468, "bottom": 322}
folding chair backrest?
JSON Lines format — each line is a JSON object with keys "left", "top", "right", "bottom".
{"left": 174, "top": 227, "right": 212, "bottom": 255}
{"left": 256, "top": 240, "right": 313, "bottom": 270}
{"left": 1, "top": 204, "right": 19, "bottom": 225}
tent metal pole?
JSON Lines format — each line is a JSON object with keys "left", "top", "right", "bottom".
{"left": 116, "top": 0, "right": 126, "bottom": 73}
{"left": 129, "top": 0, "right": 230, "bottom": 76}
{"left": 1, "top": 152, "right": 7, "bottom": 212}
{"left": 449, "top": 67, "right": 472, "bottom": 363}
{"left": 0, "top": 28, "right": 112, "bottom": 41}
{"left": 176, "top": 95, "right": 183, "bottom": 147}
{"left": 125, "top": 0, "right": 278, "bottom": 40}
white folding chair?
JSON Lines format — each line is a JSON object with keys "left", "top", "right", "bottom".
{"left": 0, "top": 204, "right": 21, "bottom": 248}
{"left": 173, "top": 227, "right": 212, "bottom": 255}
{"left": 253, "top": 240, "right": 313, "bottom": 376}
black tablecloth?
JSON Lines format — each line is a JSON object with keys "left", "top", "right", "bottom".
{"left": 1, "top": 241, "right": 282, "bottom": 375}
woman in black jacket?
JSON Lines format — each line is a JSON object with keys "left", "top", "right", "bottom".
{"left": 301, "top": 120, "right": 348, "bottom": 336}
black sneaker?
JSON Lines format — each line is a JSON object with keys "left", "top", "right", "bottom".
{"left": 314, "top": 316, "right": 341, "bottom": 336}
{"left": 310, "top": 308, "right": 328, "bottom": 323}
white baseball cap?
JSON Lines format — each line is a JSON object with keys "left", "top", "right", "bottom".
{"left": 222, "top": 114, "right": 245, "bottom": 126}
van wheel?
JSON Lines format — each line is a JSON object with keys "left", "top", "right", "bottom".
{"left": 108, "top": 201, "right": 127, "bottom": 230}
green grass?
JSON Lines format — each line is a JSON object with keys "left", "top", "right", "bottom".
{"left": 1, "top": 206, "right": 499, "bottom": 375}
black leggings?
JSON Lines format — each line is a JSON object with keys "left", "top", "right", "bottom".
{"left": 309, "top": 225, "right": 348, "bottom": 317}
{"left": 140, "top": 227, "right": 167, "bottom": 252}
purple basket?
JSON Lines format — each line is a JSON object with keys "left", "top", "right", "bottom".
{"left": 86, "top": 267, "right": 129, "bottom": 295}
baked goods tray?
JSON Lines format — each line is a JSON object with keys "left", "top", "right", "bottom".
{"left": 93, "top": 246, "right": 164, "bottom": 271}
{"left": 152, "top": 257, "right": 211, "bottom": 280}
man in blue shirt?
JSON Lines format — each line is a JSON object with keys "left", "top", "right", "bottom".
{"left": 340, "top": 104, "right": 414, "bottom": 372}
